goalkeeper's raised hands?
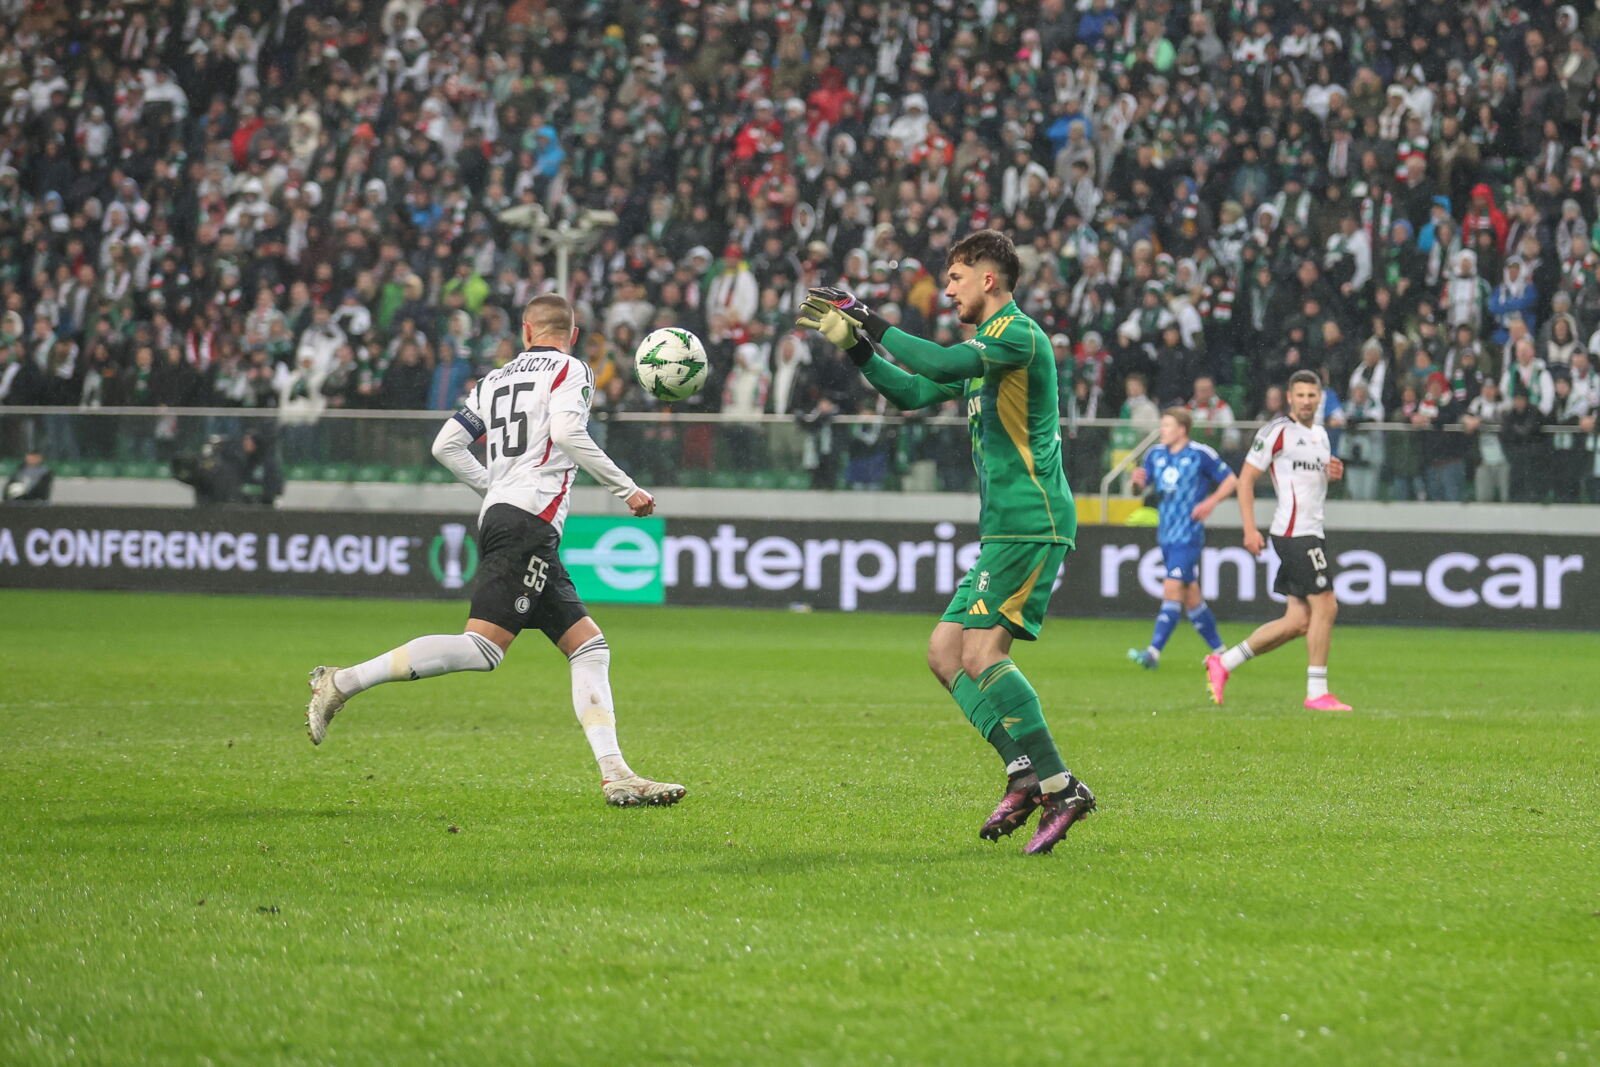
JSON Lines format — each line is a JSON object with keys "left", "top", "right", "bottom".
{"left": 796, "top": 295, "right": 875, "bottom": 366}
{"left": 807, "top": 285, "right": 891, "bottom": 343}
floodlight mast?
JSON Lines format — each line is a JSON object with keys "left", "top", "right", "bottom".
{"left": 497, "top": 203, "right": 619, "bottom": 293}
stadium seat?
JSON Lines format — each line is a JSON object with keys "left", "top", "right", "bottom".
{"left": 318, "top": 463, "right": 353, "bottom": 482}
{"left": 87, "top": 461, "right": 119, "bottom": 479}
{"left": 286, "top": 463, "right": 317, "bottom": 482}
{"left": 388, "top": 466, "right": 425, "bottom": 484}
{"left": 54, "top": 460, "right": 85, "bottom": 478}
{"left": 353, "top": 464, "right": 388, "bottom": 482}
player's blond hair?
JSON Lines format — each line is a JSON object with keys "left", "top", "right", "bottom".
{"left": 523, "top": 294, "right": 575, "bottom": 340}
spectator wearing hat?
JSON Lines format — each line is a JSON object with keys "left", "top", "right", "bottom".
{"left": 1409, "top": 371, "right": 1468, "bottom": 501}
{"left": 706, "top": 243, "right": 758, "bottom": 343}
{"left": 1441, "top": 250, "right": 1491, "bottom": 337}
{"left": 1488, "top": 259, "right": 1539, "bottom": 345}
{"left": 1463, "top": 183, "right": 1510, "bottom": 254}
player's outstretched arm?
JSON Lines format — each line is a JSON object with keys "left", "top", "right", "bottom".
{"left": 859, "top": 353, "right": 963, "bottom": 411}
{"left": 549, "top": 409, "right": 653, "bottom": 516}
{"left": 806, "top": 285, "right": 983, "bottom": 384}
{"left": 876, "top": 328, "right": 986, "bottom": 383}
{"left": 796, "top": 295, "right": 961, "bottom": 409}
{"left": 432, "top": 416, "right": 489, "bottom": 495}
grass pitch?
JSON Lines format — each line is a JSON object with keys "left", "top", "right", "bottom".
{"left": 1, "top": 590, "right": 1596, "bottom": 1065}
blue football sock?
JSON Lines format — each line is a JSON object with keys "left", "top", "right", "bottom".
{"left": 1188, "top": 602, "right": 1223, "bottom": 652}
{"left": 1148, "top": 599, "right": 1182, "bottom": 654}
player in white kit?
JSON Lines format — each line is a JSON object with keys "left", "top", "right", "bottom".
{"left": 1205, "top": 370, "right": 1352, "bottom": 711}
{"left": 304, "top": 294, "right": 686, "bottom": 806}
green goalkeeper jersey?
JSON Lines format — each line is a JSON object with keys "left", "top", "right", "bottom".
{"left": 861, "top": 301, "right": 1076, "bottom": 546}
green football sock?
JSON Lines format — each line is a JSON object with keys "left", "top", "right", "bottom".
{"left": 950, "top": 673, "right": 1027, "bottom": 766}
{"left": 978, "top": 660, "right": 1069, "bottom": 786}
{"left": 985, "top": 724, "right": 1029, "bottom": 770}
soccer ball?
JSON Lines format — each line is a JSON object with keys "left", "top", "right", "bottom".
{"left": 634, "top": 328, "right": 709, "bottom": 403}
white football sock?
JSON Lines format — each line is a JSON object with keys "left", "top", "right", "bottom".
{"left": 1220, "top": 641, "right": 1255, "bottom": 672}
{"left": 1038, "top": 771, "right": 1071, "bottom": 796}
{"left": 569, "top": 634, "right": 633, "bottom": 781}
{"left": 1307, "top": 666, "right": 1329, "bottom": 700}
{"left": 335, "top": 633, "right": 502, "bottom": 696}
{"left": 1005, "top": 755, "right": 1033, "bottom": 777}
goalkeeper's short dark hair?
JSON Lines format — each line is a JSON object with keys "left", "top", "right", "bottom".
{"left": 947, "top": 229, "right": 1020, "bottom": 292}
{"left": 1288, "top": 369, "right": 1322, "bottom": 389}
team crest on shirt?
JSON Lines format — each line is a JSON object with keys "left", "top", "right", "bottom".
{"left": 977, "top": 571, "right": 991, "bottom": 592}
{"left": 514, "top": 595, "right": 531, "bottom": 614}
{"left": 1251, "top": 437, "right": 1265, "bottom": 451}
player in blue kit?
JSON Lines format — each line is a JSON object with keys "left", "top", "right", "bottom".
{"left": 1127, "top": 408, "right": 1239, "bottom": 669}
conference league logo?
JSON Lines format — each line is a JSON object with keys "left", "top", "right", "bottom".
{"left": 428, "top": 523, "right": 479, "bottom": 589}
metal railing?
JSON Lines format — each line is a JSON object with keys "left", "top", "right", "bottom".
{"left": 0, "top": 407, "right": 1593, "bottom": 503}
{"left": 1100, "top": 426, "right": 1163, "bottom": 519}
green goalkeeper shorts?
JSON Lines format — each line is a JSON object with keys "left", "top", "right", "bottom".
{"left": 940, "top": 541, "right": 1072, "bottom": 641}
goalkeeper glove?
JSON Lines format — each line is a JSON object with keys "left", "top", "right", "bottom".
{"left": 796, "top": 296, "right": 875, "bottom": 366}
{"left": 807, "top": 285, "right": 892, "bottom": 344}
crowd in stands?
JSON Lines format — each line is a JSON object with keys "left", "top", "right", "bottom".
{"left": 1, "top": 0, "right": 1598, "bottom": 501}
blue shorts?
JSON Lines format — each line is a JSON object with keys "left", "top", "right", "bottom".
{"left": 1159, "top": 540, "right": 1201, "bottom": 584}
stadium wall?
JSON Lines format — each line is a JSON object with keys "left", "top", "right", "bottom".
{"left": 40, "top": 477, "right": 1600, "bottom": 534}
{"left": 2, "top": 505, "right": 1593, "bottom": 630}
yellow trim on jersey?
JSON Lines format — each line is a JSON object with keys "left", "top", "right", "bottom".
{"left": 980, "top": 314, "right": 1017, "bottom": 339}
{"left": 1000, "top": 558, "right": 1048, "bottom": 630}
{"left": 995, "top": 333, "right": 1059, "bottom": 540}
{"left": 996, "top": 368, "right": 1034, "bottom": 471}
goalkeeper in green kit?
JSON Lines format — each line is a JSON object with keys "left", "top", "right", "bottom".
{"left": 797, "top": 230, "right": 1095, "bottom": 855}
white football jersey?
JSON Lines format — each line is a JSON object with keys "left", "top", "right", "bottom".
{"left": 453, "top": 346, "right": 593, "bottom": 532}
{"left": 1244, "top": 416, "right": 1331, "bottom": 538}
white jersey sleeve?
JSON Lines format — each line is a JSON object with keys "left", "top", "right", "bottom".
{"left": 1244, "top": 419, "right": 1282, "bottom": 474}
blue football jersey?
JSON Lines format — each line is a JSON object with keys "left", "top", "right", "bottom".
{"left": 1142, "top": 441, "right": 1234, "bottom": 545}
